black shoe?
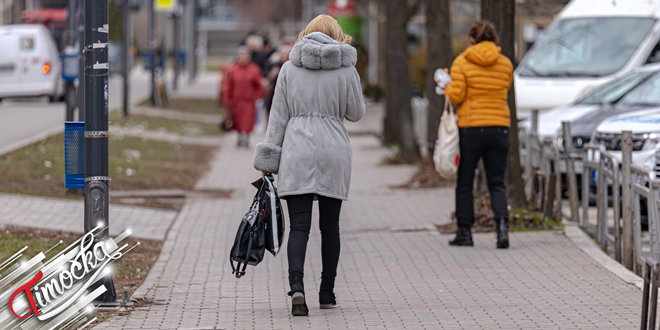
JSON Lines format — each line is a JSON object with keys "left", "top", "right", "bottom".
{"left": 319, "top": 291, "right": 337, "bottom": 309}
{"left": 449, "top": 227, "right": 473, "bottom": 246}
{"left": 496, "top": 218, "right": 509, "bottom": 249}
{"left": 288, "top": 271, "right": 308, "bottom": 316}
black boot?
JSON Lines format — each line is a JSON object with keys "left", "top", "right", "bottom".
{"left": 319, "top": 276, "right": 337, "bottom": 309}
{"left": 449, "top": 227, "right": 473, "bottom": 246}
{"left": 496, "top": 218, "right": 509, "bottom": 249}
{"left": 288, "top": 271, "right": 308, "bottom": 316}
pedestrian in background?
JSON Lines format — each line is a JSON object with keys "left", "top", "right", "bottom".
{"left": 222, "top": 47, "right": 264, "bottom": 148}
{"left": 263, "top": 45, "right": 293, "bottom": 123}
{"left": 252, "top": 14, "right": 365, "bottom": 316}
{"left": 444, "top": 21, "right": 514, "bottom": 249}
{"left": 246, "top": 35, "right": 268, "bottom": 74}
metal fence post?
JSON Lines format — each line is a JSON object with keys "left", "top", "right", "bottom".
{"left": 525, "top": 110, "right": 539, "bottom": 203}
{"left": 562, "top": 122, "right": 580, "bottom": 223}
{"left": 622, "top": 130, "right": 633, "bottom": 270}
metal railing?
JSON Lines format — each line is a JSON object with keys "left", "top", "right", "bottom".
{"left": 518, "top": 118, "right": 660, "bottom": 328}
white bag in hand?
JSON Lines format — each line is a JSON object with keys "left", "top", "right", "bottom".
{"left": 433, "top": 98, "right": 460, "bottom": 178}
{"left": 434, "top": 69, "right": 452, "bottom": 95}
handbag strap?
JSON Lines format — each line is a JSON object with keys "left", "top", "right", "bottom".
{"left": 444, "top": 97, "right": 455, "bottom": 114}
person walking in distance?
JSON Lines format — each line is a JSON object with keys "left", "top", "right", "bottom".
{"left": 445, "top": 21, "right": 514, "bottom": 249}
{"left": 223, "top": 47, "right": 264, "bottom": 148}
{"left": 252, "top": 15, "right": 365, "bottom": 316}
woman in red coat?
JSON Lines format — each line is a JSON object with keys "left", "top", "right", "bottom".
{"left": 223, "top": 47, "right": 264, "bottom": 148}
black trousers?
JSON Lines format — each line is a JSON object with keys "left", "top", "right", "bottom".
{"left": 286, "top": 194, "right": 342, "bottom": 286}
{"left": 455, "top": 126, "right": 510, "bottom": 229}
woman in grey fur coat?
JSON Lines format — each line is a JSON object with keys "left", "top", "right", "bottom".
{"left": 252, "top": 15, "right": 365, "bottom": 316}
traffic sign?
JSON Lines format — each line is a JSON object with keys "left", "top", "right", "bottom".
{"left": 155, "top": 0, "right": 176, "bottom": 12}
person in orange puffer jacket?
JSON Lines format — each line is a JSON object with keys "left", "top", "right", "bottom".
{"left": 444, "top": 21, "right": 514, "bottom": 249}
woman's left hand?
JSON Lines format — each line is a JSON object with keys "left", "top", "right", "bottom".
{"left": 262, "top": 171, "right": 272, "bottom": 180}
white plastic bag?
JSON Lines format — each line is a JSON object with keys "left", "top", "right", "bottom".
{"left": 434, "top": 68, "right": 452, "bottom": 95}
{"left": 433, "top": 98, "right": 460, "bottom": 178}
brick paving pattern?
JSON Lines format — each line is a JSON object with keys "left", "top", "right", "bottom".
{"left": 94, "top": 125, "right": 643, "bottom": 329}
{"left": 0, "top": 193, "right": 176, "bottom": 240}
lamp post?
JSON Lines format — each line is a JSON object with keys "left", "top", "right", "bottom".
{"left": 83, "top": 0, "right": 116, "bottom": 303}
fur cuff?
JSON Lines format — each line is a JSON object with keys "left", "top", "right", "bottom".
{"left": 253, "top": 142, "right": 282, "bottom": 174}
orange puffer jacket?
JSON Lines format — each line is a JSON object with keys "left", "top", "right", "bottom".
{"left": 445, "top": 41, "right": 513, "bottom": 128}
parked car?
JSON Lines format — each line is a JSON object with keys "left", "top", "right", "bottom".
{"left": 0, "top": 24, "right": 64, "bottom": 102}
{"left": 520, "top": 64, "right": 660, "bottom": 144}
{"left": 593, "top": 72, "right": 660, "bottom": 175}
{"left": 520, "top": 65, "right": 660, "bottom": 199}
{"left": 515, "top": 0, "right": 660, "bottom": 119}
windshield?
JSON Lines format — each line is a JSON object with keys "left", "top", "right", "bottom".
{"left": 519, "top": 17, "right": 655, "bottom": 77}
{"left": 620, "top": 72, "right": 660, "bottom": 106}
{"left": 578, "top": 71, "right": 653, "bottom": 104}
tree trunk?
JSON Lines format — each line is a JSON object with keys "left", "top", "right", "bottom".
{"left": 425, "top": 0, "right": 453, "bottom": 155}
{"left": 384, "top": 0, "right": 419, "bottom": 162}
{"left": 481, "top": 0, "right": 527, "bottom": 209}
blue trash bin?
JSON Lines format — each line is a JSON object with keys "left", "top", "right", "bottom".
{"left": 61, "top": 47, "right": 79, "bottom": 83}
{"left": 64, "top": 121, "right": 85, "bottom": 189}
{"left": 142, "top": 51, "right": 155, "bottom": 71}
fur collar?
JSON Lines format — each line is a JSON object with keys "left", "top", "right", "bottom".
{"left": 289, "top": 32, "right": 357, "bottom": 70}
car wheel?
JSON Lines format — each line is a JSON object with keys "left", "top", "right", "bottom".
{"left": 48, "top": 95, "right": 57, "bottom": 103}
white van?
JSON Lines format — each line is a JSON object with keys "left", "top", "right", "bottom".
{"left": 0, "top": 24, "right": 64, "bottom": 102}
{"left": 515, "top": 0, "right": 660, "bottom": 119}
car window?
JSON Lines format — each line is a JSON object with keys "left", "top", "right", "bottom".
{"left": 19, "top": 36, "right": 35, "bottom": 52}
{"left": 578, "top": 71, "right": 653, "bottom": 104}
{"left": 620, "top": 72, "right": 660, "bottom": 106}
{"left": 647, "top": 40, "right": 660, "bottom": 64}
{"left": 519, "top": 17, "right": 656, "bottom": 77}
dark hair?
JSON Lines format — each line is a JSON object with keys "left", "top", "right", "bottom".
{"left": 469, "top": 21, "right": 498, "bottom": 44}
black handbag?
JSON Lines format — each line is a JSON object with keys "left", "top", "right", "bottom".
{"left": 261, "top": 177, "right": 285, "bottom": 256}
{"left": 230, "top": 181, "right": 267, "bottom": 278}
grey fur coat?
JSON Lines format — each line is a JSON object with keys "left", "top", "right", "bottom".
{"left": 252, "top": 32, "right": 365, "bottom": 201}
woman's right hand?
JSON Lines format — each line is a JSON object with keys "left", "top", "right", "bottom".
{"left": 262, "top": 171, "right": 272, "bottom": 180}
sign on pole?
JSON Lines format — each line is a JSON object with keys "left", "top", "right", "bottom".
{"left": 155, "top": 0, "right": 176, "bottom": 12}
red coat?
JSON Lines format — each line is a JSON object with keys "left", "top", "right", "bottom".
{"left": 222, "top": 62, "right": 264, "bottom": 133}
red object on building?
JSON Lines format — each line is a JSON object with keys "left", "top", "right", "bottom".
{"left": 326, "top": 2, "right": 356, "bottom": 17}
{"left": 22, "top": 9, "right": 68, "bottom": 29}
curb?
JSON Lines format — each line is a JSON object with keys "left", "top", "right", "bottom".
{"left": 563, "top": 221, "right": 644, "bottom": 289}
{"left": 0, "top": 125, "right": 64, "bottom": 158}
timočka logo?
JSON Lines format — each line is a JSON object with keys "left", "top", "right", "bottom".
{"left": 0, "top": 224, "right": 137, "bottom": 329}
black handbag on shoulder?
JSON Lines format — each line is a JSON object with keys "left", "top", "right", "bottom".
{"left": 230, "top": 176, "right": 285, "bottom": 278}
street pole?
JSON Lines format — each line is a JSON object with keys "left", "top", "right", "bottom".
{"left": 149, "top": 0, "right": 156, "bottom": 105}
{"left": 173, "top": 9, "right": 180, "bottom": 91}
{"left": 77, "top": 0, "right": 85, "bottom": 121}
{"left": 84, "top": 0, "right": 116, "bottom": 303}
{"left": 65, "top": 0, "right": 76, "bottom": 121}
{"left": 185, "top": 0, "right": 194, "bottom": 84}
{"left": 122, "top": 0, "right": 130, "bottom": 116}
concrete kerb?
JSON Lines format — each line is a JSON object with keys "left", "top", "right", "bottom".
{"left": 563, "top": 220, "right": 645, "bottom": 289}
{"left": 0, "top": 125, "right": 63, "bottom": 158}
{"left": 130, "top": 200, "right": 191, "bottom": 301}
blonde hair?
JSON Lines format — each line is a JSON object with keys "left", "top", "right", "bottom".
{"left": 296, "top": 14, "right": 352, "bottom": 44}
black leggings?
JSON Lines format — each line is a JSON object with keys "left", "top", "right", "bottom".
{"left": 286, "top": 194, "right": 342, "bottom": 284}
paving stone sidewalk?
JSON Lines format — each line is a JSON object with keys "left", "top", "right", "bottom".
{"left": 94, "top": 113, "right": 644, "bottom": 329}
{"left": 0, "top": 193, "right": 176, "bottom": 240}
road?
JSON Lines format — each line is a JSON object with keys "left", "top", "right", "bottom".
{"left": 0, "top": 69, "right": 151, "bottom": 156}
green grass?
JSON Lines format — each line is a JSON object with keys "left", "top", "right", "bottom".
{"left": 0, "top": 133, "right": 214, "bottom": 198}
{"left": 109, "top": 110, "right": 221, "bottom": 136}
{"left": 509, "top": 209, "right": 564, "bottom": 232}
{"left": 0, "top": 234, "right": 68, "bottom": 275}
